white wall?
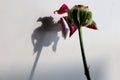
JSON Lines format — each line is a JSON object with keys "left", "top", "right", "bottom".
{"left": 0, "top": 0, "right": 120, "bottom": 80}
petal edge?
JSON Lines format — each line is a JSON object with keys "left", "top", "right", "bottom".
{"left": 86, "top": 20, "right": 97, "bottom": 30}
{"left": 63, "top": 17, "right": 78, "bottom": 37}
{"left": 54, "top": 4, "right": 69, "bottom": 14}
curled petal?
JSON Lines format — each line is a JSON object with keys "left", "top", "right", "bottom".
{"left": 63, "top": 17, "right": 78, "bottom": 37}
{"left": 54, "top": 4, "right": 69, "bottom": 14}
{"left": 58, "top": 18, "right": 68, "bottom": 39}
{"left": 86, "top": 20, "right": 97, "bottom": 30}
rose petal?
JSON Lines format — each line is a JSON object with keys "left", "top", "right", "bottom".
{"left": 63, "top": 17, "right": 78, "bottom": 37}
{"left": 54, "top": 4, "right": 69, "bottom": 14}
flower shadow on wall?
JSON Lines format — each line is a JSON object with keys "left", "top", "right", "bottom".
{"left": 28, "top": 16, "right": 105, "bottom": 80}
{"left": 29, "top": 16, "right": 62, "bottom": 80}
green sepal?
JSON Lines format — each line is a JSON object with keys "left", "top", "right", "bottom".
{"left": 67, "top": 10, "right": 74, "bottom": 24}
{"left": 71, "top": 8, "right": 80, "bottom": 27}
{"left": 78, "top": 8, "right": 88, "bottom": 26}
{"left": 82, "top": 11, "right": 92, "bottom": 26}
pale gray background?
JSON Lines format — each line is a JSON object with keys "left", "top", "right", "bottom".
{"left": 0, "top": 0, "right": 119, "bottom": 80}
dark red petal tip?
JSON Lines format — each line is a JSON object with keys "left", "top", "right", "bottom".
{"left": 86, "top": 21, "right": 97, "bottom": 30}
{"left": 63, "top": 17, "right": 78, "bottom": 37}
{"left": 54, "top": 4, "right": 69, "bottom": 14}
{"left": 69, "top": 25, "right": 78, "bottom": 37}
{"left": 87, "top": 24, "right": 97, "bottom": 30}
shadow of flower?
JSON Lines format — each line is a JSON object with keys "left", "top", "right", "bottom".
{"left": 29, "top": 16, "right": 61, "bottom": 80}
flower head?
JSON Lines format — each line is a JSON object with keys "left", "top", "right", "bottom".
{"left": 54, "top": 4, "right": 97, "bottom": 37}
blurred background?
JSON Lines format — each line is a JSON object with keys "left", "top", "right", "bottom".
{"left": 0, "top": 0, "right": 120, "bottom": 80}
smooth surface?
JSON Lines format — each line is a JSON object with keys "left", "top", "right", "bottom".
{"left": 0, "top": 0, "right": 120, "bottom": 80}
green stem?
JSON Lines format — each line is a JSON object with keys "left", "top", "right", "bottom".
{"left": 78, "top": 27, "right": 91, "bottom": 80}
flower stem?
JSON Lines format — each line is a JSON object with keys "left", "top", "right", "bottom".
{"left": 78, "top": 27, "right": 91, "bottom": 80}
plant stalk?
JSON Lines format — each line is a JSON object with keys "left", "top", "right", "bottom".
{"left": 78, "top": 28, "right": 91, "bottom": 80}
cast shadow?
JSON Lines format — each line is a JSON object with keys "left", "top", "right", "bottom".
{"left": 29, "top": 16, "right": 61, "bottom": 80}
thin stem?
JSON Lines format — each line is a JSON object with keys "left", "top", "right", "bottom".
{"left": 78, "top": 28, "right": 91, "bottom": 80}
